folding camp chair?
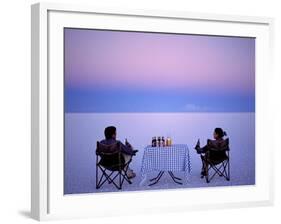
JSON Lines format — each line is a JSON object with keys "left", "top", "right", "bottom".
{"left": 200, "top": 138, "right": 230, "bottom": 183}
{"left": 96, "top": 141, "right": 132, "bottom": 190}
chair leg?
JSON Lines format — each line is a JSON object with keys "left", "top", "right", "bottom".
{"left": 205, "top": 164, "right": 210, "bottom": 183}
{"left": 200, "top": 155, "right": 205, "bottom": 178}
{"left": 122, "top": 164, "right": 132, "bottom": 184}
{"left": 203, "top": 159, "right": 230, "bottom": 183}
{"left": 108, "top": 172, "right": 122, "bottom": 190}
{"left": 221, "top": 161, "right": 230, "bottom": 181}
{"left": 96, "top": 164, "right": 98, "bottom": 189}
{"left": 96, "top": 166, "right": 132, "bottom": 190}
{"left": 119, "top": 170, "right": 122, "bottom": 190}
{"left": 221, "top": 161, "right": 229, "bottom": 180}
{"left": 96, "top": 168, "right": 107, "bottom": 189}
{"left": 97, "top": 168, "right": 117, "bottom": 189}
{"left": 206, "top": 175, "right": 209, "bottom": 183}
{"left": 227, "top": 160, "right": 230, "bottom": 181}
{"left": 96, "top": 156, "right": 99, "bottom": 189}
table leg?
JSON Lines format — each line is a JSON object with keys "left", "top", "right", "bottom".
{"left": 148, "top": 171, "right": 164, "bottom": 186}
{"left": 149, "top": 171, "right": 163, "bottom": 181}
{"left": 168, "top": 171, "right": 183, "bottom": 185}
{"left": 148, "top": 171, "right": 183, "bottom": 186}
{"left": 168, "top": 171, "right": 182, "bottom": 180}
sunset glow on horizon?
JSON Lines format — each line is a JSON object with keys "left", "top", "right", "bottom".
{"left": 64, "top": 28, "right": 255, "bottom": 113}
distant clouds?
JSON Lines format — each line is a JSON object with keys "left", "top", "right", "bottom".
{"left": 64, "top": 28, "right": 255, "bottom": 113}
{"left": 183, "top": 104, "right": 208, "bottom": 112}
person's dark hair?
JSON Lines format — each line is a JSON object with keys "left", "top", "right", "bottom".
{"left": 214, "top": 127, "right": 227, "bottom": 138}
{"left": 104, "top": 126, "right": 116, "bottom": 139}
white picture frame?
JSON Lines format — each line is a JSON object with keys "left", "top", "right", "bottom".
{"left": 31, "top": 2, "right": 274, "bottom": 221}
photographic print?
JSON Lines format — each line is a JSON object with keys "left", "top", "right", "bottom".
{"left": 64, "top": 28, "right": 255, "bottom": 194}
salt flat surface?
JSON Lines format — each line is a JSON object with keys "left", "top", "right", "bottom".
{"left": 64, "top": 113, "right": 255, "bottom": 194}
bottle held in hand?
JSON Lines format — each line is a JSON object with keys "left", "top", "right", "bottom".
{"left": 125, "top": 138, "right": 132, "bottom": 148}
{"left": 195, "top": 138, "right": 200, "bottom": 150}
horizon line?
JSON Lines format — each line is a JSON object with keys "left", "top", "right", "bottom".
{"left": 64, "top": 111, "right": 255, "bottom": 114}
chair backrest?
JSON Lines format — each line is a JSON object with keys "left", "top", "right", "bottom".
{"left": 96, "top": 141, "right": 120, "bottom": 155}
{"left": 207, "top": 138, "right": 230, "bottom": 151}
{"left": 96, "top": 141, "right": 125, "bottom": 169}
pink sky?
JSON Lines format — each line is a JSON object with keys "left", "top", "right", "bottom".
{"left": 65, "top": 29, "right": 255, "bottom": 95}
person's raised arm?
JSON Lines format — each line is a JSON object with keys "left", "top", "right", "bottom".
{"left": 119, "top": 141, "right": 134, "bottom": 155}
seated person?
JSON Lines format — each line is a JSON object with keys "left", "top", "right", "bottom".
{"left": 100, "top": 126, "right": 138, "bottom": 179}
{"left": 194, "top": 127, "right": 228, "bottom": 177}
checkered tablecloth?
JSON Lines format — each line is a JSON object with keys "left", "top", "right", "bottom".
{"left": 140, "top": 144, "right": 191, "bottom": 180}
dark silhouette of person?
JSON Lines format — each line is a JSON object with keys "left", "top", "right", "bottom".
{"left": 100, "top": 126, "right": 138, "bottom": 179}
{"left": 194, "top": 128, "right": 227, "bottom": 177}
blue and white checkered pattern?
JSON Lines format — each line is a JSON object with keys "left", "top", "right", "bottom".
{"left": 140, "top": 144, "right": 191, "bottom": 179}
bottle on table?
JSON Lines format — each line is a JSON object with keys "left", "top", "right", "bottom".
{"left": 162, "top": 136, "right": 165, "bottom": 147}
{"left": 166, "top": 137, "right": 172, "bottom": 146}
{"left": 152, "top": 137, "right": 156, "bottom": 147}
{"left": 157, "top": 136, "right": 161, "bottom": 147}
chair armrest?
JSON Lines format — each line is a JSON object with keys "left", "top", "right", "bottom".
{"left": 124, "top": 158, "right": 132, "bottom": 166}
{"left": 132, "top": 149, "right": 138, "bottom": 156}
